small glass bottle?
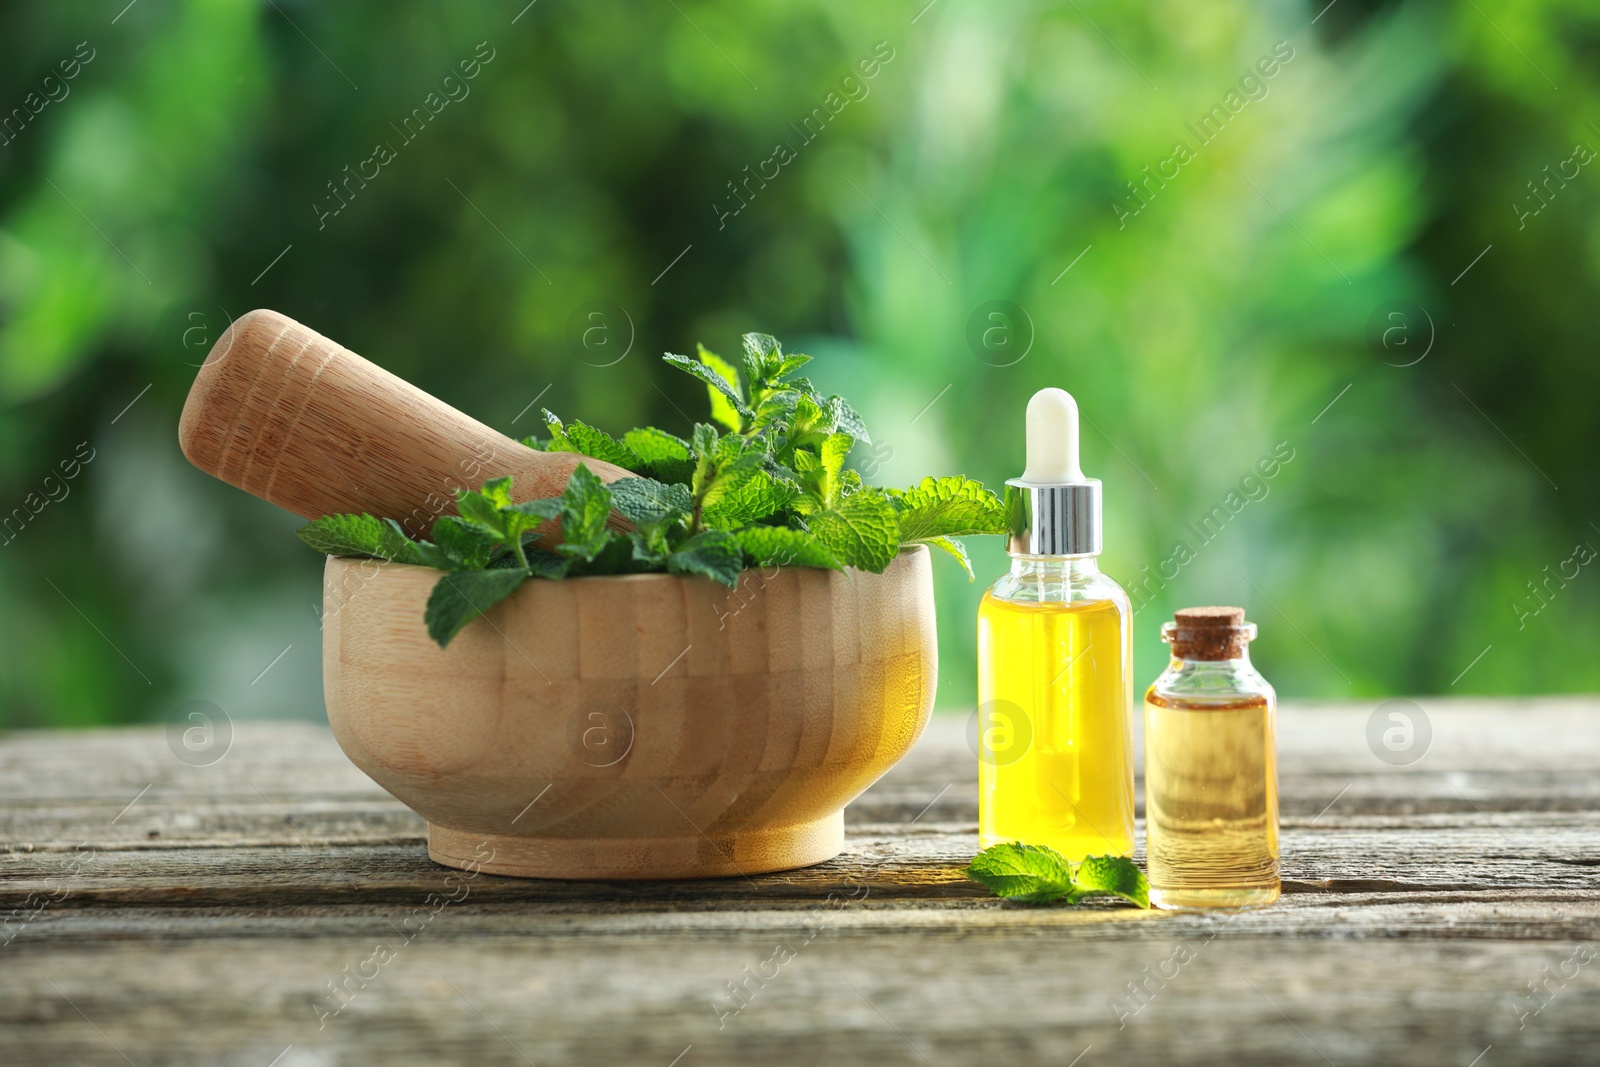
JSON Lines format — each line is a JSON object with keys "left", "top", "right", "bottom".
{"left": 1143, "top": 606, "right": 1279, "bottom": 910}
{"left": 978, "top": 388, "right": 1135, "bottom": 861}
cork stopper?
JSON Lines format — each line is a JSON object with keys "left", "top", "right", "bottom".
{"left": 1162, "top": 606, "right": 1256, "bottom": 661}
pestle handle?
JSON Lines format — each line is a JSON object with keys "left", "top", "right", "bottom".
{"left": 178, "top": 309, "right": 631, "bottom": 539}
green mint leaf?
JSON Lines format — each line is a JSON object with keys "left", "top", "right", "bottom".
{"left": 762, "top": 452, "right": 800, "bottom": 486}
{"left": 963, "top": 843, "right": 1077, "bottom": 904}
{"left": 774, "top": 353, "right": 812, "bottom": 379}
{"left": 410, "top": 543, "right": 459, "bottom": 571}
{"left": 374, "top": 519, "right": 428, "bottom": 564}
{"left": 478, "top": 476, "right": 515, "bottom": 509}
{"left": 964, "top": 846, "right": 1151, "bottom": 908}
{"left": 750, "top": 387, "right": 802, "bottom": 436}
{"left": 623, "top": 427, "right": 695, "bottom": 487}
{"left": 703, "top": 469, "right": 798, "bottom": 529}
{"left": 574, "top": 533, "right": 638, "bottom": 575}
{"left": 665, "top": 353, "right": 751, "bottom": 430}
{"left": 518, "top": 435, "right": 547, "bottom": 450}
{"left": 807, "top": 487, "right": 899, "bottom": 572}
{"left": 786, "top": 449, "right": 821, "bottom": 516}
{"left": 733, "top": 526, "right": 841, "bottom": 571}
{"left": 515, "top": 544, "right": 570, "bottom": 579}
{"left": 456, "top": 486, "right": 509, "bottom": 535}
{"left": 922, "top": 535, "right": 974, "bottom": 579}
{"left": 893, "top": 476, "right": 1008, "bottom": 541}
{"left": 608, "top": 476, "right": 693, "bottom": 527}
{"left": 428, "top": 515, "right": 498, "bottom": 570}
{"left": 826, "top": 396, "right": 871, "bottom": 445}
{"left": 457, "top": 479, "right": 546, "bottom": 552}
{"left": 701, "top": 438, "right": 796, "bottom": 524}
{"left": 785, "top": 376, "right": 819, "bottom": 399}
{"left": 788, "top": 392, "right": 830, "bottom": 441}
{"left": 297, "top": 514, "right": 384, "bottom": 558}
{"left": 629, "top": 526, "right": 672, "bottom": 565}
{"left": 298, "top": 514, "right": 425, "bottom": 565}
{"left": 425, "top": 568, "right": 528, "bottom": 647}
{"left": 1071, "top": 855, "right": 1150, "bottom": 908}
{"left": 622, "top": 427, "right": 691, "bottom": 465}
{"left": 714, "top": 428, "right": 762, "bottom": 465}
{"left": 652, "top": 458, "right": 696, "bottom": 487}
{"left": 690, "top": 421, "right": 720, "bottom": 454}
{"left": 816, "top": 432, "right": 855, "bottom": 507}
{"left": 505, "top": 497, "right": 564, "bottom": 521}
{"left": 543, "top": 411, "right": 644, "bottom": 471}
{"left": 666, "top": 529, "right": 742, "bottom": 586}
{"left": 556, "top": 464, "right": 615, "bottom": 560}
{"left": 696, "top": 344, "right": 746, "bottom": 433}
{"left": 692, "top": 426, "right": 770, "bottom": 512}
{"left": 740, "top": 331, "right": 783, "bottom": 385}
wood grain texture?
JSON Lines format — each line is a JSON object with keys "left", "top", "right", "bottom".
{"left": 1, "top": 699, "right": 1597, "bottom": 1066}
{"left": 321, "top": 547, "right": 939, "bottom": 879}
{"left": 177, "top": 308, "right": 633, "bottom": 538}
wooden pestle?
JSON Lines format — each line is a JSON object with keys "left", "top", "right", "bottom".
{"left": 178, "top": 308, "right": 632, "bottom": 541}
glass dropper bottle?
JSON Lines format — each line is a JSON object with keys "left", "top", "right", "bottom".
{"left": 976, "top": 388, "right": 1135, "bottom": 860}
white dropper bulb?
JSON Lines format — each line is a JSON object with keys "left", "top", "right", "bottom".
{"left": 1021, "top": 387, "right": 1085, "bottom": 484}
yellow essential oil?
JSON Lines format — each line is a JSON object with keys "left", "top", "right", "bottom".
{"left": 978, "top": 592, "right": 1134, "bottom": 859}
{"left": 1143, "top": 607, "right": 1280, "bottom": 910}
{"left": 977, "top": 387, "right": 1135, "bottom": 862}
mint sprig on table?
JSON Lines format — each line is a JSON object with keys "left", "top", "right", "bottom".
{"left": 965, "top": 843, "right": 1150, "bottom": 907}
{"left": 297, "top": 332, "right": 1009, "bottom": 647}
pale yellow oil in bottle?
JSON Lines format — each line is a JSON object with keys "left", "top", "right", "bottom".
{"left": 1143, "top": 692, "right": 1280, "bottom": 909}
{"left": 977, "top": 594, "right": 1135, "bottom": 860}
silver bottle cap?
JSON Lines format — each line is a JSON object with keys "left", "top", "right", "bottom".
{"left": 1004, "top": 388, "right": 1102, "bottom": 557}
{"left": 1005, "top": 479, "right": 1102, "bottom": 556}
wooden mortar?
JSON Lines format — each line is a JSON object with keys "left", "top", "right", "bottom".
{"left": 321, "top": 547, "right": 939, "bottom": 879}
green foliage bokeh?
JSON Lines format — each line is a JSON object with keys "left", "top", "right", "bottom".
{"left": 1, "top": 0, "right": 1597, "bottom": 727}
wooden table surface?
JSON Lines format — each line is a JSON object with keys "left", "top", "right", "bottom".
{"left": 2, "top": 697, "right": 1597, "bottom": 1066}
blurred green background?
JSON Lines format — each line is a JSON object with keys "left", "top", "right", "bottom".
{"left": 2, "top": 0, "right": 1597, "bottom": 729}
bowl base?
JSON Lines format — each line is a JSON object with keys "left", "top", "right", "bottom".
{"left": 427, "top": 814, "right": 845, "bottom": 880}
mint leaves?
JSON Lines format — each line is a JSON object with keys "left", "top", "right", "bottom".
{"left": 297, "top": 513, "right": 427, "bottom": 566}
{"left": 1071, "top": 854, "right": 1150, "bottom": 906}
{"left": 892, "top": 475, "right": 1009, "bottom": 542}
{"left": 808, "top": 490, "right": 900, "bottom": 574}
{"left": 964, "top": 844, "right": 1150, "bottom": 907}
{"left": 891, "top": 476, "right": 1010, "bottom": 579}
{"left": 299, "top": 333, "right": 1011, "bottom": 647}
{"left": 425, "top": 568, "right": 530, "bottom": 646}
